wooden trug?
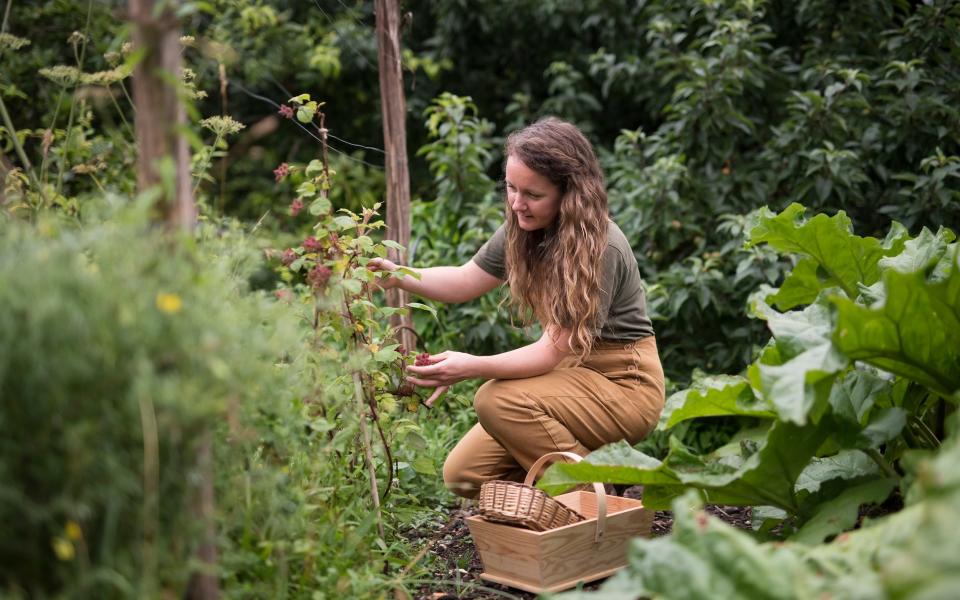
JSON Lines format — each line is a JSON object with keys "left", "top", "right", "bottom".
{"left": 465, "top": 490, "right": 652, "bottom": 593}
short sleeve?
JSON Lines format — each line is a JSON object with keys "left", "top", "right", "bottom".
{"left": 596, "top": 243, "right": 622, "bottom": 331}
{"left": 471, "top": 224, "right": 507, "bottom": 280}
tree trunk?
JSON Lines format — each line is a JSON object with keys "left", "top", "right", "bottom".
{"left": 375, "top": 0, "right": 416, "bottom": 352}
{"left": 129, "top": 0, "right": 195, "bottom": 229}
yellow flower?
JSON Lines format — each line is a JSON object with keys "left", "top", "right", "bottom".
{"left": 156, "top": 292, "right": 183, "bottom": 314}
{"left": 52, "top": 537, "right": 75, "bottom": 561}
{"left": 65, "top": 520, "right": 83, "bottom": 541}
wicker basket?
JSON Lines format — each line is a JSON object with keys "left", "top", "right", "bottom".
{"left": 478, "top": 451, "right": 604, "bottom": 532}
{"left": 478, "top": 479, "right": 584, "bottom": 531}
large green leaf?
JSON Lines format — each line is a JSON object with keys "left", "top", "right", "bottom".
{"left": 765, "top": 257, "right": 824, "bottom": 310}
{"left": 878, "top": 226, "right": 955, "bottom": 276}
{"left": 541, "top": 419, "right": 830, "bottom": 512}
{"left": 572, "top": 435, "right": 960, "bottom": 600}
{"left": 791, "top": 478, "right": 896, "bottom": 545}
{"left": 749, "top": 344, "right": 847, "bottom": 425}
{"left": 832, "top": 252, "right": 960, "bottom": 398}
{"left": 748, "top": 295, "right": 850, "bottom": 425}
{"left": 748, "top": 203, "right": 908, "bottom": 299}
{"left": 658, "top": 375, "right": 775, "bottom": 430}
{"left": 795, "top": 450, "right": 880, "bottom": 495}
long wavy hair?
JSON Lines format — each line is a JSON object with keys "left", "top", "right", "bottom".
{"left": 503, "top": 117, "right": 609, "bottom": 361}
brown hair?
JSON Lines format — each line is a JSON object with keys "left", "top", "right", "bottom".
{"left": 503, "top": 117, "right": 608, "bottom": 361}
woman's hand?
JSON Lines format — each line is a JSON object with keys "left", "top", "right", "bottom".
{"left": 367, "top": 257, "right": 401, "bottom": 290}
{"left": 406, "top": 351, "right": 476, "bottom": 406}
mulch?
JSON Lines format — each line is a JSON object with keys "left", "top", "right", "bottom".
{"left": 405, "top": 486, "right": 754, "bottom": 600}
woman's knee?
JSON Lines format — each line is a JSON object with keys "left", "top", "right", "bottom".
{"left": 442, "top": 453, "right": 480, "bottom": 499}
{"left": 473, "top": 379, "right": 524, "bottom": 426}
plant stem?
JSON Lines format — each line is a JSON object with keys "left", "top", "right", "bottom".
{"left": 865, "top": 448, "right": 900, "bottom": 482}
{"left": 1, "top": 0, "right": 13, "bottom": 34}
{"left": 353, "top": 371, "right": 385, "bottom": 541}
{"left": 55, "top": 0, "right": 95, "bottom": 196}
{"left": 0, "top": 94, "right": 47, "bottom": 205}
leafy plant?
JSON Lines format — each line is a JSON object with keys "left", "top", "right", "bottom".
{"left": 541, "top": 203, "right": 957, "bottom": 543}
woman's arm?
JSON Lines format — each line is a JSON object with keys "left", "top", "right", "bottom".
{"left": 368, "top": 258, "right": 502, "bottom": 303}
{"left": 405, "top": 327, "right": 572, "bottom": 405}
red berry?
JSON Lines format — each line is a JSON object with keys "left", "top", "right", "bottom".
{"left": 307, "top": 264, "right": 332, "bottom": 290}
{"left": 289, "top": 199, "right": 304, "bottom": 216}
{"left": 281, "top": 248, "right": 297, "bottom": 266}
{"left": 274, "top": 163, "right": 290, "bottom": 182}
{"left": 415, "top": 353, "right": 432, "bottom": 366}
{"left": 278, "top": 104, "right": 294, "bottom": 119}
{"left": 303, "top": 236, "right": 322, "bottom": 251}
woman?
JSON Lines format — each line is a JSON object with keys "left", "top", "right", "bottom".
{"left": 370, "top": 117, "right": 665, "bottom": 498}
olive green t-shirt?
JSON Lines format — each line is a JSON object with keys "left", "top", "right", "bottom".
{"left": 471, "top": 221, "right": 655, "bottom": 341}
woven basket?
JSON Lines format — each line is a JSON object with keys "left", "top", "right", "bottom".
{"left": 478, "top": 479, "right": 585, "bottom": 531}
{"left": 478, "top": 451, "right": 603, "bottom": 532}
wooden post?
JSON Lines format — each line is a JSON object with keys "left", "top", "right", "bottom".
{"left": 129, "top": 0, "right": 195, "bottom": 229}
{"left": 375, "top": 0, "right": 416, "bottom": 352}
{"left": 128, "top": 2, "right": 214, "bottom": 598}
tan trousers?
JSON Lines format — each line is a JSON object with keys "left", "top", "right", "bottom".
{"left": 443, "top": 336, "right": 665, "bottom": 498}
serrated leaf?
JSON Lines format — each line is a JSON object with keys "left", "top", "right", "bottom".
{"left": 879, "top": 226, "right": 956, "bottom": 277}
{"left": 382, "top": 239, "right": 405, "bottom": 252}
{"left": 832, "top": 254, "right": 960, "bottom": 398}
{"left": 748, "top": 203, "right": 907, "bottom": 298}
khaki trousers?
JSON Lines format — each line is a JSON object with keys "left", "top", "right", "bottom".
{"left": 443, "top": 336, "right": 665, "bottom": 498}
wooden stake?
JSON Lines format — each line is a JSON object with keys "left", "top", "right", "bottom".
{"left": 375, "top": 0, "right": 416, "bottom": 352}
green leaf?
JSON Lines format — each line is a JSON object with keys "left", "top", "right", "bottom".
{"left": 748, "top": 203, "right": 907, "bottom": 298}
{"left": 878, "top": 226, "right": 955, "bottom": 276}
{"left": 411, "top": 456, "right": 436, "bottom": 475}
{"left": 827, "top": 369, "right": 893, "bottom": 425}
{"left": 659, "top": 375, "right": 774, "bottom": 430}
{"left": 406, "top": 302, "right": 437, "bottom": 319}
{"left": 332, "top": 215, "right": 357, "bottom": 230}
{"left": 305, "top": 159, "right": 325, "bottom": 178}
{"left": 542, "top": 418, "right": 830, "bottom": 513}
{"left": 749, "top": 343, "right": 847, "bottom": 426}
{"left": 382, "top": 239, "right": 406, "bottom": 252}
{"left": 791, "top": 478, "right": 896, "bottom": 545}
{"left": 340, "top": 278, "right": 362, "bottom": 295}
{"left": 296, "top": 181, "right": 317, "bottom": 197}
{"left": 832, "top": 254, "right": 960, "bottom": 398}
{"left": 795, "top": 450, "right": 880, "bottom": 495}
{"left": 766, "top": 257, "right": 825, "bottom": 310}
{"left": 308, "top": 197, "right": 331, "bottom": 216}
{"left": 374, "top": 344, "right": 400, "bottom": 363}
{"left": 288, "top": 93, "right": 311, "bottom": 104}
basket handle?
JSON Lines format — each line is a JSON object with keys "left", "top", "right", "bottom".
{"left": 524, "top": 451, "right": 606, "bottom": 543}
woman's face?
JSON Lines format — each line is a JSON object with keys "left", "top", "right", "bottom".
{"left": 505, "top": 155, "right": 562, "bottom": 231}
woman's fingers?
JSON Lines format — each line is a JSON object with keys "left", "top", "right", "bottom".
{"left": 425, "top": 386, "right": 449, "bottom": 407}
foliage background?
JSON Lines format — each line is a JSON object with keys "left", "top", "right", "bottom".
{"left": 1, "top": 0, "right": 958, "bottom": 597}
